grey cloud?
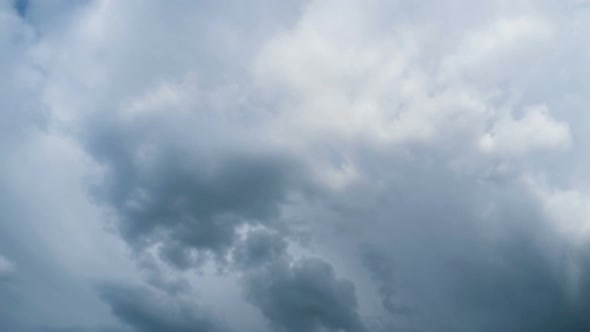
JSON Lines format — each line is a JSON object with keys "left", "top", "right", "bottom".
{"left": 43, "top": 329, "right": 122, "bottom": 332}
{"left": 99, "top": 283, "right": 231, "bottom": 332}
{"left": 233, "top": 228, "right": 288, "bottom": 269}
{"left": 13, "top": 0, "right": 28, "bottom": 18}
{"left": 233, "top": 228, "right": 369, "bottom": 332}
{"left": 89, "top": 120, "right": 301, "bottom": 269}
{"left": 4, "top": 1, "right": 590, "bottom": 332}
{"left": 0, "top": 310, "right": 121, "bottom": 332}
{"left": 0, "top": 255, "right": 15, "bottom": 276}
{"left": 317, "top": 149, "right": 590, "bottom": 332}
{"left": 444, "top": 237, "right": 590, "bottom": 332}
{"left": 360, "top": 245, "right": 400, "bottom": 315}
{"left": 0, "top": 4, "right": 133, "bottom": 328}
{"left": 0, "top": 2, "right": 45, "bottom": 145}
{"left": 243, "top": 258, "right": 366, "bottom": 332}
{"left": 68, "top": 0, "right": 309, "bottom": 269}
{"left": 232, "top": 225, "right": 367, "bottom": 331}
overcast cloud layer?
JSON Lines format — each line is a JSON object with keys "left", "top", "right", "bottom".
{"left": 2, "top": 0, "right": 590, "bottom": 331}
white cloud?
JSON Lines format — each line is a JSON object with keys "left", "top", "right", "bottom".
{"left": 443, "top": 15, "right": 554, "bottom": 77}
{"left": 479, "top": 105, "right": 571, "bottom": 157}
{"left": 528, "top": 177, "right": 590, "bottom": 245}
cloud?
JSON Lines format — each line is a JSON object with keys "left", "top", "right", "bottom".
{"left": 0, "top": 255, "right": 15, "bottom": 275}
{"left": 243, "top": 257, "right": 366, "bottom": 332}
{"left": 233, "top": 227, "right": 288, "bottom": 269}
{"left": 3, "top": 0, "right": 590, "bottom": 331}
{"left": 72, "top": 1, "right": 590, "bottom": 330}
{"left": 360, "top": 245, "right": 398, "bottom": 315}
{"left": 98, "top": 283, "right": 231, "bottom": 332}
{"left": 40, "top": 0, "right": 313, "bottom": 272}
{"left": 232, "top": 228, "right": 367, "bottom": 332}
{"left": 479, "top": 105, "right": 571, "bottom": 156}
{"left": 13, "top": 0, "right": 28, "bottom": 18}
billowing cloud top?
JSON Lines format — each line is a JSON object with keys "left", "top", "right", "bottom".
{"left": 2, "top": 0, "right": 590, "bottom": 331}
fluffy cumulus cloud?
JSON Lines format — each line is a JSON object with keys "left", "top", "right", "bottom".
{"left": 2, "top": 0, "right": 590, "bottom": 331}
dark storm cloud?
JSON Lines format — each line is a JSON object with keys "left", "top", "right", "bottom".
{"left": 243, "top": 257, "right": 366, "bottom": 332}
{"left": 233, "top": 228, "right": 288, "bottom": 269}
{"left": 90, "top": 129, "right": 299, "bottom": 269}
{"left": 360, "top": 244, "right": 400, "bottom": 315}
{"left": 99, "top": 283, "right": 231, "bottom": 332}
{"left": 232, "top": 228, "right": 368, "bottom": 332}
{"left": 335, "top": 150, "right": 590, "bottom": 332}
{"left": 359, "top": 232, "right": 590, "bottom": 332}
{"left": 442, "top": 236, "right": 590, "bottom": 332}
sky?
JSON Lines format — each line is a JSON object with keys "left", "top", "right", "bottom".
{"left": 2, "top": 0, "right": 590, "bottom": 331}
